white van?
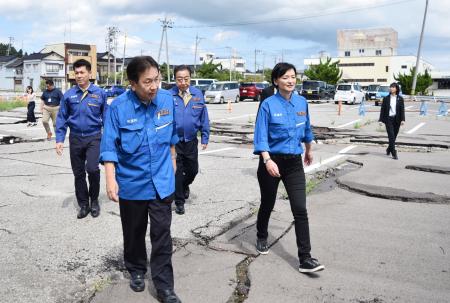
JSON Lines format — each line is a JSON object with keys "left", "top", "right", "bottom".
{"left": 334, "top": 83, "right": 365, "bottom": 104}
{"left": 190, "top": 79, "right": 216, "bottom": 86}
{"left": 204, "top": 81, "right": 240, "bottom": 104}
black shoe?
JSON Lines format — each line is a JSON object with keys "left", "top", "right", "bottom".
{"left": 91, "top": 200, "right": 100, "bottom": 218}
{"left": 183, "top": 186, "right": 190, "bottom": 199}
{"left": 130, "top": 273, "right": 145, "bottom": 292}
{"left": 386, "top": 147, "right": 391, "bottom": 156}
{"left": 299, "top": 257, "right": 325, "bottom": 273}
{"left": 157, "top": 289, "right": 181, "bottom": 303}
{"left": 392, "top": 150, "right": 398, "bottom": 160}
{"left": 175, "top": 204, "right": 185, "bottom": 215}
{"left": 256, "top": 238, "right": 269, "bottom": 255}
{"left": 77, "top": 206, "right": 90, "bottom": 219}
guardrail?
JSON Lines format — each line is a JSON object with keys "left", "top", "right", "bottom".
{"left": 357, "top": 95, "right": 449, "bottom": 117}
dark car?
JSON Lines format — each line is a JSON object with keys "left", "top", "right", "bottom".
{"left": 301, "top": 80, "right": 330, "bottom": 100}
{"left": 366, "top": 84, "right": 380, "bottom": 101}
{"left": 104, "top": 85, "right": 126, "bottom": 97}
{"left": 193, "top": 84, "right": 210, "bottom": 96}
{"left": 239, "top": 82, "right": 268, "bottom": 101}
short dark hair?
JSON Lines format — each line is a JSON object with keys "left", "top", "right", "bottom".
{"left": 26, "top": 86, "right": 33, "bottom": 93}
{"left": 271, "top": 62, "right": 297, "bottom": 87}
{"left": 45, "top": 79, "right": 54, "bottom": 86}
{"left": 390, "top": 82, "right": 400, "bottom": 94}
{"left": 126, "top": 56, "right": 160, "bottom": 83}
{"left": 174, "top": 65, "right": 192, "bottom": 77}
{"left": 73, "top": 59, "right": 91, "bottom": 71}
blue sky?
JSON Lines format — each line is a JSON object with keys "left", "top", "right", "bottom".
{"left": 0, "top": 0, "right": 449, "bottom": 71}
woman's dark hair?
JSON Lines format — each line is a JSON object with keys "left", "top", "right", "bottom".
{"left": 26, "top": 86, "right": 33, "bottom": 93}
{"left": 271, "top": 62, "right": 297, "bottom": 87}
{"left": 127, "top": 56, "right": 160, "bottom": 83}
{"left": 174, "top": 65, "right": 192, "bottom": 77}
{"left": 73, "top": 59, "right": 92, "bottom": 71}
{"left": 390, "top": 82, "right": 400, "bottom": 94}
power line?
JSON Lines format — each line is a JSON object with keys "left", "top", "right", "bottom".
{"left": 174, "top": 0, "right": 412, "bottom": 28}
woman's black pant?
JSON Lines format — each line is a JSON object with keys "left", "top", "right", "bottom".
{"left": 27, "top": 102, "right": 36, "bottom": 122}
{"left": 385, "top": 116, "right": 400, "bottom": 153}
{"left": 256, "top": 154, "right": 311, "bottom": 262}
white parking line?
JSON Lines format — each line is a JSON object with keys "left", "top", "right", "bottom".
{"left": 304, "top": 145, "right": 357, "bottom": 173}
{"left": 213, "top": 114, "right": 256, "bottom": 122}
{"left": 333, "top": 119, "right": 361, "bottom": 129}
{"left": 199, "top": 147, "right": 236, "bottom": 155}
{"left": 0, "top": 117, "right": 23, "bottom": 120}
{"left": 5, "top": 127, "right": 45, "bottom": 132}
{"left": 405, "top": 122, "right": 426, "bottom": 134}
{"left": 405, "top": 105, "right": 414, "bottom": 110}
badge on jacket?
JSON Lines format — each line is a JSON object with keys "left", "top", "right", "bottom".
{"left": 157, "top": 109, "right": 169, "bottom": 119}
{"left": 297, "top": 111, "right": 306, "bottom": 116}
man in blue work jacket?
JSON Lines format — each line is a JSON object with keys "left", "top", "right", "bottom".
{"left": 56, "top": 59, "right": 107, "bottom": 219}
{"left": 169, "top": 65, "right": 210, "bottom": 215}
{"left": 100, "top": 56, "right": 181, "bottom": 303}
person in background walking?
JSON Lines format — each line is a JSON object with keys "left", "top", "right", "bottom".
{"left": 40, "top": 80, "right": 64, "bottom": 140}
{"left": 378, "top": 82, "right": 405, "bottom": 160}
{"left": 25, "top": 86, "right": 37, "bottom": 126}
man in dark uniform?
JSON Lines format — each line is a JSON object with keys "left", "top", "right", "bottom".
{"left": 169, "top": 65, "right": 210, "bottom": 215}
{"left": 100, "top": 56, "right": 181, "bottom": 303}
{"left": 55, "top": 59, "right": 107, "bottom": 219}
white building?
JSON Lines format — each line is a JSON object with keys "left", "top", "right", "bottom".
{"left": 0, "top": 55, "right": 20, "bottom": 91}
{"left": 22, "top": 52, "right": 66, "bottom": 91}
{"left": 199, "top": 52, "right": 246, "bottom": 73}
{"left": 304, "top": 27, "right": 434, "bottom": 86}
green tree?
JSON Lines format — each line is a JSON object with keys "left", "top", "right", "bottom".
{"left": 196, "top": 62, "right": 222, "bottom": 78}
{"left": 0, "top": 43, "right": 23, "bottom": 57}
{"left": 304, "top": 57, "right": 342, "bottom": 84}
{"left": 394, "top": 67, "right": 432, "bottom": 95}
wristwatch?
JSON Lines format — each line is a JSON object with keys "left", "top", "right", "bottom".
{"left": 263, "top": 157, "right": 271, "bottom": 164}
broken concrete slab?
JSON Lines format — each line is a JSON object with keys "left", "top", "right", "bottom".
{"left": 405, "top": 165, "right": 450, "bottom": 175}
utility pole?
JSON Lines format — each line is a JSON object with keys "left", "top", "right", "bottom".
{"left": 261, "top": 52, "right": 265, "bottom": 82}
{"left": 193, "top": 34, "right": 204, "bottom": 77}
{"left": 121, "top": 32, "right": 127, "bottom": 85}
{"left": 411, "top": 0, "right": 429, "bottom": 95}
{"left": 226, "top": 47, "right": 232, "bottom": 81}
{"left": 7, "top": 37, "right": 14, "bottom": 55}
{"left": 157, "top": 17, "right": 173, "bottom": 82}
{"left": 105, "top": 26, "right": 119, "bottom": 85}
{"left": 114, "top": 33, "right": 118, "bottom": 85}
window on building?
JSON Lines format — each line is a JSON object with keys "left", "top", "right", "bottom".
{"left": 46, "top": 63, "right": 63, "bottom": 73}
{"left": 359, "top": 49, "right": 365, "bottom": 54}
{"left": 338, "top": 63, "right": 375, "bottom": 67}
{"left": 385, "top": 66, "right": 389, "bottom": 72}
{"left": 401, "top": 65, "right": 407, "bottom": 69}
{"left": 343, "top": 79, "right": 374, "bottom": 83}
{"left": 68, "top": 50, "right": 89, "bottom": 56}
{"left": 377, "top": 78, "right": 387, "bottom": 82}
{"left": 376, "top": 50, "right": 382, "bottom": 56}
{"left": 345, "top": 51, "right": 350, "bottom": 57}
{"left": 236, "top": 63, "right": 244, "bottom": 68}
{"left": 33, "top": 64, "right": 38, "bottom": 71}
{"left": 25, "top": 64, "right": 31, "bottom": 71}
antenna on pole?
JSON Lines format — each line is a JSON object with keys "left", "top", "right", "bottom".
{"left": 157, "top": 17, "right": 173, "bottom": 82}
{"left": 7, "top": 37, "right": 14, "bottom": 56}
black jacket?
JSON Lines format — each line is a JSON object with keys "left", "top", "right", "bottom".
{"left": 258, "top": 85, "right": 275, "bottom": 112}
{"left": 379, "top": 94, "right": 405, "bottom": 124}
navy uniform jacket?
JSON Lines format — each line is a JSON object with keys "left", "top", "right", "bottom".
{"left": 169, "top": 85, "right": 210, "bottom": 145}
{"left": 100, "top": 89, "right": 179, "bottom": 200}
{"left": 254, "top": 92, "right": 314, "bottom": 155}
{"left": 56, "top": 84, "right": 107, "bottom": 142}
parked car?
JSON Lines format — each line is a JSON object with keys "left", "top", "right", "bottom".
{"left": 193, "top": 84, "right": 210, "bottom": 96}
{"left": 334, "top": 83, "right": 365, "bottom": 104}
{"left": 374, "top": 85, "right": 390, "bottom": 106}
{"left": 325, "top": 84, "right": 336, "bottom": 100}
{"left": 160, "top": 82, "right": 176, "bottom": 90}
{"left": 301, "top": 80, "right": 330, "bottom": 100}
{"left": 103, "top": 85, "right": 126, "bottom": 97}
{"left": 365, "top": 84, "right": 380, "bottom": 101}
{"left": 204, "top": 81, "right": 240, "bottom": 104}
{"left": 295, "top": 84, "right": 303, "bottom": 95}
{"left": 239, "top": 82, "right": 268, "bottom": 101}
{"left": 190, "top": 78, "right": 216, "bottom": 86}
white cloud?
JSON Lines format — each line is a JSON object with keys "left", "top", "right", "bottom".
{"left": 212, "top": 31, "right": 240, "bottom": 42}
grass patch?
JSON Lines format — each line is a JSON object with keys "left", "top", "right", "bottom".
{"left": 306, "top": 179, "right": 320, "bottom": 195}
{"left": 0, "top": 99, "right": 27, "bottom": 111}
{"left": 353, "top": 122, "right": 361, "bottom": 129}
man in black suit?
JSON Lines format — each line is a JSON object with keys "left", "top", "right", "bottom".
{"left": 378, "top": 82, "right": 405, "bottom": 160}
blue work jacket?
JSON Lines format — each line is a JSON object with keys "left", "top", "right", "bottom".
{"left": 99, "top": 89, "right": 179, "bottom": 200}
{"left": 254, "top": 92, "right": 314, "bottom": 155}
{"left": 169, "top": 85, "right": 210, "bottom": 144}
{"left": 56, "top": 84, "right": 107, "bottom": 142}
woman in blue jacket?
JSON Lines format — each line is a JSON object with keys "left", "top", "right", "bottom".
{"left": 254, "top": 62, "right": 324, "bottom": 273}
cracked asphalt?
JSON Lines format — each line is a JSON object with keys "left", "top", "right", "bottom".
{"left": 0, "top": 100, "right": 449, "bottom": 303}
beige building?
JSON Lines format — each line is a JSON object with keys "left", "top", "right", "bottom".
{"left": 41, "top": 43, "right": 97, "bottom": 89}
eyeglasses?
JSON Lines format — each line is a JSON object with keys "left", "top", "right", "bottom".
{"left": 176, "top": 77, "right": 190, "bottom": 83}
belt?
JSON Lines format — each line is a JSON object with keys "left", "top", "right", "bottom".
{"left": 44, "top": 104, "right": 59, "bottom": 107}
{"left": 270, "top": 154, "right": 302, "bottom": 160}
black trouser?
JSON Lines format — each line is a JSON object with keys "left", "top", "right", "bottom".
{"left": 385, "top": 116, "right": 400, "bottom": 153}
{"left": 119, "top": 197, "right": 174, "bottom": 291}
{"left": 69, "top": 133, "right": 101, "bottom": 208}
{"left": 256, "top": 155, "right": 311, "bottom": 262}
{"left": 175, "top": 139, "right": 199, "bottom": 206}
{"left": 27, "top": 102, "right": 36, "bottom": 123}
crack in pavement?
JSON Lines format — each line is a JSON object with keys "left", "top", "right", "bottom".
{"left": 0, "top": 228, "right": 13, "bottom": 234}
{"left": 0, "top": 156, "right": 72, "bottom": 169}
{"left": 405, "top": 165, "right": 450, "bottom": 175}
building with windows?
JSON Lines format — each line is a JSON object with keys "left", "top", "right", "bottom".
{"left": 199, "top": 52, "right": 246, "bottom": 73}
{"left": 21, "top": 52, "right": 65, "bottom": 91}
{"left": 41, "top": 43, "right": 97, "bottom": 89}
{"left": 304, "top": 28, "right": 434, "bottom": 87}
{"left": 0, "top": 55, "right": 21, "bottom": 91}
{"left": 97, "top": 52, "right": 124, "bottom": 85}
